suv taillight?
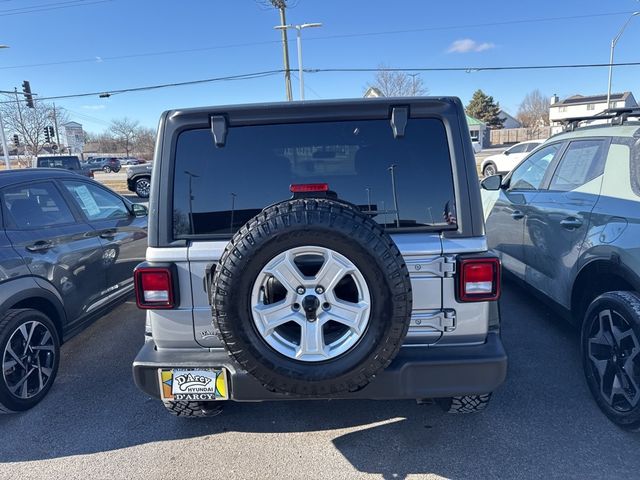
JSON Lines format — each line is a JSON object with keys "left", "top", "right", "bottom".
{"left": 134, "top": 266, "right": 176, "bottom": 309}
{"left": 458, "top": 257, "right": 500, "bottom": 302}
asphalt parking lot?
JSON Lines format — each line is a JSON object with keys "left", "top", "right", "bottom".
{"left": 2, "top": 281, "right": 639, "bottom": 480}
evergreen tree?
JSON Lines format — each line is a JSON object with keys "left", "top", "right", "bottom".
{"left": 465, "top": 89, "right": 504, "bottom": 128}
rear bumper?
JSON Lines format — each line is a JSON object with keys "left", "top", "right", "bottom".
{"left": 132, "top": 332, "right": 507, "bottom": 401}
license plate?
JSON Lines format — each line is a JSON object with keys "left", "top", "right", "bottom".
{"left": 158, "top": 368, "right": 229, "bottom": 401}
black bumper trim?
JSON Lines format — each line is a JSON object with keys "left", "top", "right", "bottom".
{"left": 132, "top": 332, "right": 507, "bottom": 401}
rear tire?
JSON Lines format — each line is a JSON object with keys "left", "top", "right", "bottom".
{"left": 0, "top": 309, "right": 60, "bottom": 414}
{"left": 162, "top": 401, "right": 223, "bottom": 418}
{"left": 482, "top": 163, "right": 497, "bottom": 177}
{"left": 135, "top": 177, "right": 150, "bottom": 198}
{"left": 436, "top": 394, "right": 492, "bottom": 414}
{"left": 582, "top": 291, "right": 640, "bottom": 432}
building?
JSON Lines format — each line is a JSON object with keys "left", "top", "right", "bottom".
{"left": 363, "top": 87, "right": 384, "bottom": 98}
{"left": 466, "top": 115, "right": 488, "bottom": 147}
{"left": 498, "top": 109, "right": 521, "bottom": 129}
{"left": 549, "top": 92, "right": 638, "bottom": 128}
{"left": 60, "top": 121, "right": 85, "bottom": 155}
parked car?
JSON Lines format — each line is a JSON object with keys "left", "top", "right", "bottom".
{"left": 472, "top": 140, "right": 482, "bottom": 154}
{"left": 121, "top": 158, "right": 144, "bottom": 166}
{"left": 482, "top": 109, "right": 640, "bottom": 431}
{"left": 0, "top": 168, "right": 148, "bottom": 413}
{"left": 83, "top": 157, "right": 121, "bottom": 173}
{"left": 132, "top": 97, "right": 507, "bottom": 417}
{"left": 36, "top": 155, "right": 93, "bottom": 178}
{"left": 126, "top": 163, "right": 152, "bottom": 198}
{"left": 480, "top": 140, "right": 544, "bottom": 177}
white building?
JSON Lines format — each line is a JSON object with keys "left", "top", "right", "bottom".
{"left": 60, "top": 121, "right": 85, "bottom": 155}
{"left": 549, "top": 92, "right": 637, "bottom": 129}
{"left": 498, "top": 109, "right": 521, "bottom": 129}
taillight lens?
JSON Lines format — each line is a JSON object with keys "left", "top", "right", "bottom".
{"left": 458, "top": 258, "right": 500, "bottom": 302}
{"left": 134, "top": 267, "right": 175, "bottom": 309}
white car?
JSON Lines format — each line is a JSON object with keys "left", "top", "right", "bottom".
{"left": 480, "top": 140, "right": 543, "bottom": 177}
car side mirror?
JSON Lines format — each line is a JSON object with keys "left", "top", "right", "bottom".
{"left": 503, "top": 150, "right": 510, "bottom": 156}
{"left": 131, "top": 203, "right": 148, "bottom": 217}
{"left": 480, "top": 174, "right": 503, "bottom": 191}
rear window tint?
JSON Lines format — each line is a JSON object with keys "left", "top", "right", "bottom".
{"left": 172, "top": 118, "right": 456, "bottom": 238}
{"left": 37, "top": 156, "right": 80, "bottom": 169}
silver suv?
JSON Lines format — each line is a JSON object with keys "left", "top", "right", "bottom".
{"left": 482, "top": 108, "right": 640, "bottom": 431}
{"left": 132, "top": 98, "right": 507, "bottom": 417}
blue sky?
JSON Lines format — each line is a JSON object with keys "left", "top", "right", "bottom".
{"left": 1, "top": 0, "right": 639, "bottom": 132}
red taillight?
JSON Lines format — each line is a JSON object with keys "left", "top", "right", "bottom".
{"left": 290, "top": 183, "right": 329, "bottom": 193}
{"left": 134, "top": 267, "right": 175, "bottom": 309}
{"left": 458, "top": 258, "right": 500, "bottom": 302}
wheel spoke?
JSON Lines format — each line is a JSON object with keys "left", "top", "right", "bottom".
{"left": 325, "top": 301, "right": 369, "bottom": 334}
{"left": 297, "top": 320, "right": 326, "bottom": 359}
{"left": 253, "top": 301, "right": 299, "bottom": 336}
{"left": 601, "top": 361, "right": 617, "bottom": 404}
{"left": 9, "top": 367, "right": 34, "bottom": 397}
{"left": 39, "top": 330, "right": 52, "bottom": 347}
{"left": 5, "top": 345, "right": 25, "bottom": 370}
{"left": 23, "top": 322, "right": 37, "bottom": 354}
{"left": 32, "top": 345, "right": 55, "bottom": 352}
{"left": 265, "top": 253, "right": 307, "bottom": 293}
{"left": 315, "top": 252, "right": 351, "bottom": 291}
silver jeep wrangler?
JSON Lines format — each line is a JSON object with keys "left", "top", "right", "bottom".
{"left": 132, "top": 98, "right": 507, "bottom": 417}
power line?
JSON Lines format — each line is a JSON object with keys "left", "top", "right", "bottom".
{"left": 0, "top": 70, "right": 285, "bottom": 103}
{"left": 0, "top": 10, "right": 636, "bottom": 71}
{"left": 1, "top": 60, "right": 638, "bottom": 105}
{"left": 0, "top": 0, "right": 112, "bottom": 16}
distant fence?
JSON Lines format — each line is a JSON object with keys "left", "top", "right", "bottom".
{"left": 489, "top": 126, "right": 551, "bottom": 145}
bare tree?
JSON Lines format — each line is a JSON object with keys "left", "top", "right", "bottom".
{"left": 0, "top": 96, "right": 67, "bottom": 163}
{"left": 366, "top": 66, "right": 428, "bottom": 97}
{"left": 133, "top": 127, "right": 156, "bottom": 160}
{"left": 109, "top": 118, "right": 139, "bottom": 156}
{"left": 517, "top": 89, "right": 550, "bottom": 128}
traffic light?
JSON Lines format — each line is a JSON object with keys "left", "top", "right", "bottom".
{"left": 44, "top": 127, "right": 51, "bottom": 143}
{"left": 12, "top": 135, "right": 19, "bottom": 147}
{"left": 22, "top": 80, "right": 34, "bottom": 108}
{"left": 49, "top": 126, "right": 55, "bottom": 139}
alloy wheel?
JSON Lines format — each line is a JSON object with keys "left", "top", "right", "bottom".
{"left": 251, "top": 246, "right": 371, "bottom": 362}
{"left": 2, "top": 321, "right": 56, "bottom": 399}
{"left": 587, "top": 308, "right": 640, "bottom": 412}
{"left": 136, "top": 179, "right": 150, "bottom": 197}
{"left": 483, "top": 164, "right": 496, "bottom": 177}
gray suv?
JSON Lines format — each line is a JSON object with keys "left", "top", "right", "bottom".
{"left": 482, "top": 108, "right": 640, "bottom": 431}
{"left": 133, "top": 98, "right": 507, "bottom": 417}
{"left": 0, "top": 169, "right": 148, "bottom": 413}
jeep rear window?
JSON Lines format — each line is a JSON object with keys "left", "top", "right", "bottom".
{"left": 172, "top": 118, "right": 456, "bottom": 238}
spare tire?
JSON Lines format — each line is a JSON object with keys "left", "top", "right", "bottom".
{"left": 211, "top": 198, "right": 412, "bottom": 396}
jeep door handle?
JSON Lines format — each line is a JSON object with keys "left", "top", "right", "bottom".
{"left": 99, "top": 229, "right": 117, "bottom": 239}
{"left": 511, "top": 211, "right": 524, "bottom": 220}
{"left": 26, "top": 240, "right": 53, "bottom": 252}
{"left": 560, "top": 217, "right": 583, "bottom": 229}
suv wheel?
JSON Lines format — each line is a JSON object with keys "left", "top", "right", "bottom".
{"left": 482, "top": 163, "right": 497, "bottom": 177}
{"left": 582, "top": 291, "right": 640, "bottom": 431}
{"left": 211, "top": 198, "right": 412, "bottom": 396}
{"left": 135, "top": 177, "right": 151, "bottom": 198}
{"left": 162, "top": 401, "right": 223, "bottom": 417}
{"left": 103, "top": 165, "right": 112, "bottom": 173}
{"left": 0, "top": 309, "right": 60, "bottom": 413}
{"left": 435, "top": 394, "right": 492, "bottom": 413}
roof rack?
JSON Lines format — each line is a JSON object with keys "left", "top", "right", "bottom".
{"left": 562, "top": 107, "right": 640, "bottom": 131}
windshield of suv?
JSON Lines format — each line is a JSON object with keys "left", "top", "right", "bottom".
{"left": 172, "top": 118, "right": 456, "bottom": 238}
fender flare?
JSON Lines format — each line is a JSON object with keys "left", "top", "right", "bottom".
{"left": 0, "top": 277, "right": 67, "bottom": 327}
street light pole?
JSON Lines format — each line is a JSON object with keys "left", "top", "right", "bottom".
{"left": 606, "top": 11, "right": 639, "bottom": 109}
{"left": 274, "top": 23, "right": 322, "bottom": 100}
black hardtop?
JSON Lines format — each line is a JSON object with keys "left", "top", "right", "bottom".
{"left": 163, "top": 96, "right": 464, "bottom": 126}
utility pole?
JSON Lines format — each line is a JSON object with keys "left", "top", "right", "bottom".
{"left": 0, "top": 113, "right": 10, "bottom": 169}
{"left": 52, "top": 103, "right": 61, "bottom": 150}
{"left": 13, "top": 87, "right": 27, "bottom": 157}
{"left": 388, "top": 164, "right": 400, "bottom": 228}
{"left": 274, "top": 1, "right": 293, "bottom": 101}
